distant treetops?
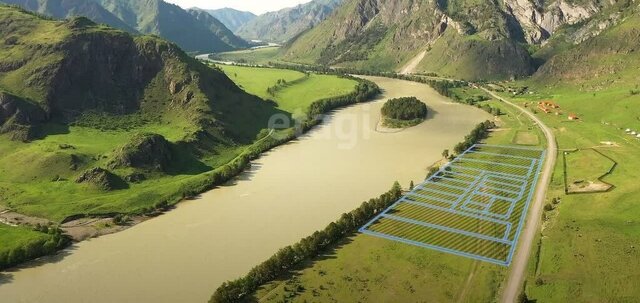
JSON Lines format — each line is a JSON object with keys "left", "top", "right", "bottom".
{"left": 380, "top": 97, "right": 428, "bottom": 128}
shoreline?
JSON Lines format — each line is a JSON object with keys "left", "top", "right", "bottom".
{"left": 0, "top": 75, "right": 379, "bottom": 272}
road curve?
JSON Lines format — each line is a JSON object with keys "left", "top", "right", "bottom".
{"left": 481, "top": 88, "right": 557, "bottom": 303}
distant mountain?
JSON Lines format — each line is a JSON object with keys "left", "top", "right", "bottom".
{"left": 282, "top": 0, "right": 613, "bottom": 80}
{"left": 187, "top": 9, "right": 249, "bottom": 49}
{"left": 203, "top": 8, "right": 256, "bottom": 32}
{"left": 2, "top": 0, "right": 249, "bottom": 53}
{"left": 0, "top": 0, "right": 136, "bottom": 32}
{"left": 237, "top": 0, "right": 343, "bottom": 43}
{"left": 94, "top": 0, "right": 249, "bottom": 53}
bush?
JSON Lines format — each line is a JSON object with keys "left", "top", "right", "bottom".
{"left": 381, "top": 97, "right": 428, "bottom": 121}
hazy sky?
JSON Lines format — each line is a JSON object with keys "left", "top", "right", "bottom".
{"left": 165, "top": 0, "right": 312, "bottom": 15}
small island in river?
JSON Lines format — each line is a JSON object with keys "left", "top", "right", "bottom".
{"left": 381, "top": 97, "right": 429, "bottom": 128}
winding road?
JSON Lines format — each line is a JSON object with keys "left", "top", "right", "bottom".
{"left": 480, "top": 88, "right": 557, "bottom": 303}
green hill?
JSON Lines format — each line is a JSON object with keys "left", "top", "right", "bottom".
{"left": 281, "top": 0, "right": 610, "bottom": 80}
{"left": 0, "top": 0, "right": 137, "bottom": 32}
{"left": 0, "top": 5, "right": 282, "bottom": 220}
{"left": 237, "top": 0, "right": 342, "bottom": 43}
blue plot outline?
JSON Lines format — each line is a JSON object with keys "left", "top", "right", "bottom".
{"left": 359, "top": 144, "right": 546, "bottom": 266}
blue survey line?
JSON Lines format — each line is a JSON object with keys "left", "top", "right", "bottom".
{"left": 360, "top": 144, "right": 546, "bottom": 266}
{"left": 428, "top": 181, "right": 469, "bottom": 191}
{"left": 447, "top": 165, "right": 526, "bottom": 180}
{"left": 382, "top": 214, "right": 512, "bottom": 244}
{"left": 402, "top": 200, "right": 509, "bottom": 226}
{"left": 452, "top": 157, "right": 532, "bottom": 169}
{"left": 482, "top": 185, "right": 522, "bottom": 196}
{"left": 415, "top": 186, "right": 460, "bottom": 198}
{"left": 465, "top": 150, "right": 538, "bottom": 161}
{"left": 407, "top": 192, "right": 457, "bottom": 206}
{"left": 484, "top": 180, "right": 522, "bottom": 190}
{"left": 361, "top": 229, "right": 510, "bottom": 266}
{"left": 476, "top": 143, "right": 544, "bottom": 152}
{"left": 504, "top": 150, "right": 546, "bottom": 265}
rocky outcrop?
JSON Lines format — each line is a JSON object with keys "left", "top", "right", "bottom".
{"left": 75, "top": 167, "right": 126, "bottom": 191}
{"left": 109, "top": 133, "right": 173, "bottom": 172}
{"left": 0, "top": 91, "right": 46, "bottom": 141}
{"left": 503, "top": 0, "right": 601, "bottom": 44}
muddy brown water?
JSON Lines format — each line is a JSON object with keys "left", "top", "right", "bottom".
{"left": 0, "top": 77, "right": 490, "bottom": 303}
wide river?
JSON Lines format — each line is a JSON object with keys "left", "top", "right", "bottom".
{"left": 0, "top": 77, "right": 490, "bottom": 303}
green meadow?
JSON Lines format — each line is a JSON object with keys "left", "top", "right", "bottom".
{"left": 502, "top": 83, "right": 640, "bottom": 301}
{"left": 213, "top": 47, "right": 281, "bottom": 65}
{"left": 218, "top": 65, "right": 358, "bottom": 114}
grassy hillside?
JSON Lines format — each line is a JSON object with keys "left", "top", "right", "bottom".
{"left": 4, "top": 0, "right": 250, "bottom": 53}
{"left": 0, "top": 5, "right": 280, "bottom": 221}
{"left": 0, "top": 0, "right": 137, "bottom": 32}
{"left": 281, "top": 0, "right": 539, "bottom": 80}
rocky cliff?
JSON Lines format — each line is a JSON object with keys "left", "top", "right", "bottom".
{"left": 283, "top": 0, "right": 612, "bottom": 80}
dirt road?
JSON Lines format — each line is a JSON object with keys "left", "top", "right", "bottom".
{"left": 399, "top": 50, "right": 426, "bottom": 74}
{"left": 481, "top": 88, "right": 557, "bottom": 303}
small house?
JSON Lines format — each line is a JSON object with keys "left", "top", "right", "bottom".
{"left": 568, "top": 114, "right": 579, "bottom": 120}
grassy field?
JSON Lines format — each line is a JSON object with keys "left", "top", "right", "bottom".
{"left": 0, "top": 224, "right": 54, "bottom": 255}
{"left": 496, "top": 81, "right": 640, "bottom": 301}
{"left": 218, "top": 65, "right": 358, "bottom": 114}
{"left": 564, "top": 149, "right": 615, "bottom": 193}
{"left": 253, "top": 236, "right": 504, "bottom": 302}
{"left": 213, "top": 47, "right": 281, "bottom": 65}
{"left": 241, "top": 85, "right": 544, "bottom": 302}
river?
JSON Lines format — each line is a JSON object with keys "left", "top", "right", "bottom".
{"left": 0, "top": 77, "right": 490, "bottom": 303}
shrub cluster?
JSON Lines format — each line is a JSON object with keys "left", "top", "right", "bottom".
{"left": 210, "top": 182, "right": 403, "bottom": 303}
{"left": 453, "top": 120, "right": 496, "bottom": 155}
{"left": 381, "top": 97, "right": 427, "bottom": 120}
{"left": 0, "top": 226, "right": 69, "bottom": 271}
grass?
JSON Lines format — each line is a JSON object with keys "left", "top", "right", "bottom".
{"left": 514, "top": 131, "right": 540, "bottom": 145}
{"left": 564, "top": 149, "right": 615, "bottom": 192}
{"left": 0, "top": 224, "right": 53, "bottom": 255}
{"left": 252, "top": 235, "right": 504, "bottom": 303}
{"left": 496, "top": 78, "right": 640, "bottom": 301}
{"left": 213, "top": 47, "right": 281, "bottom": 65}
{"left": 218, "top": 65, "right": 358, "bottom": 114}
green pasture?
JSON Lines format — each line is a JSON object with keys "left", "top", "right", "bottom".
{"left": 218, "top": 65, "right": 358, "bottom": 114}
{"left": 213, "top": 47, "right": 281, "bottom": 65}
{"left": 500, "top": 83, "right": 640, "bottom": 301}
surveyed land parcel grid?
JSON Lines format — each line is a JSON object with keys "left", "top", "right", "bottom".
{"left": 360, "top": 145, "right": 545, "bottom": 266}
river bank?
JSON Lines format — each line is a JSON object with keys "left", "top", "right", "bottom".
{"left": 0, "top": 76, "right": 490, "bottom": 303}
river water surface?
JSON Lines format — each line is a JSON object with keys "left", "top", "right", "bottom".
{"left": 0, "top": 77, "right": 490, "bottom": 303}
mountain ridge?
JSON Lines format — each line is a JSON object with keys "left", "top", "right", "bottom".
{"left": 237, "top": 0, "right": 343, "bottom": 43}
{"left": 282, "top": 0, "right": 616, "bottom": 80}
{"left": 1, "top": 0, "right": 249, "bottom": 53}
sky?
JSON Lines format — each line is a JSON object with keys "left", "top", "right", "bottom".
{"left": 164, "top": 0, "right": 313, "bottom": 15}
